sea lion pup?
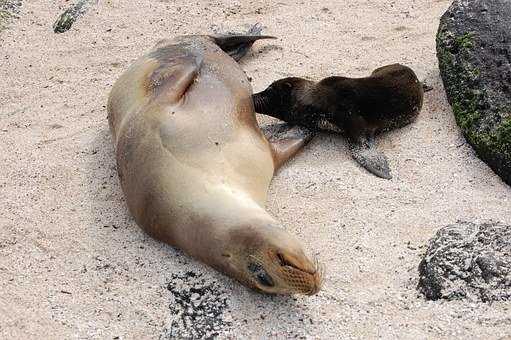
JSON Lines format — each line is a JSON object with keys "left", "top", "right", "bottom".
{"left": 252, "top": 64, "right": 426, "bottom": 179}
{"left": 107, "top": 24, "right": 322, "bottom": 295}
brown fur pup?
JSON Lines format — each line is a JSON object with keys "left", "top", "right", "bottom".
{"left": 253, "top": 64, "right": 426, "bottom": 179}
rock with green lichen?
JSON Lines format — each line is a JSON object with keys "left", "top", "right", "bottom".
{"left": 437, "top": 0, "right": 511, "bottom": 185}
{"left": 0, "top": 0, "right": 22, "bottom": 32}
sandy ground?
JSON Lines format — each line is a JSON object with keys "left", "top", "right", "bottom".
{"left": 1, "top": 0, "right": 510, "bottom": 339}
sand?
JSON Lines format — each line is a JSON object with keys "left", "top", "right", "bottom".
{"left": 1, "top": 0, "right": 510, "bottom": 339}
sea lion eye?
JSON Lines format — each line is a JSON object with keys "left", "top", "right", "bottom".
{"left": 248, "top": 262, "right": 274, "bottom": 287}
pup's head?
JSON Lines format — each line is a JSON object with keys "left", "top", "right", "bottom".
{"left": 252, "top": 77, "right": 314, "bottom": 121}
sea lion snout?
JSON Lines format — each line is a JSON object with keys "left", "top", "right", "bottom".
{"left": 246, "top": 248, "right": 323, "bottom": 295}
{"left": 229, "top": 225, "right": 322, "bottom": 295}
{"left": 271, "top": 249, "right": 323, "bottom": 295}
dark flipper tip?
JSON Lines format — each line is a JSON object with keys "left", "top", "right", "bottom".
{"left": 247, "top": 23, "right": 277, "bottom": 39}
{"left": 212, "top": 23, "right": 276, "bottom": 61}
{"left": 350, "top": 143, "right": 392, "bottom": 180}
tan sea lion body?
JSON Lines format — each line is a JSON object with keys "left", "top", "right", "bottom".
{"left": 107, "top": 28, "right": 321, "bottom": 295}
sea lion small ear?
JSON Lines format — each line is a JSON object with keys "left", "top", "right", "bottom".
{"left": 283, "top": 82, "right": 293, "bottom": 89}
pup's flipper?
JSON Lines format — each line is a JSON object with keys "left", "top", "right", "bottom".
{"left": 262, "top": 123, "right": 315, "bottom": 172}
{"left": 349, "top": 134, "right": 392, "bottom": 179}
{"left": 212, "top": 23, "right": 276, "bottom": 61}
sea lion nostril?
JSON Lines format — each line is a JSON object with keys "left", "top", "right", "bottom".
{"left": 276, "top": 253, "right": 287, "bottom": 266}
{"left": 276, "top": 252, "right": 318, "bottom": 276}
{"left": 276, "top": 252, "right": 294, "bottom": 267}
{"left": 248, "top": 262, "right": 274, "bottom": 287}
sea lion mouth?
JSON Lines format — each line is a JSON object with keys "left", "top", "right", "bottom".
{"left": 275, "top": 251, "right": 323, "bottom": 295}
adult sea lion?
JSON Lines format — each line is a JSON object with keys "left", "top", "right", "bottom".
{"left": 252, "top": 64, "right": 426, "bottom": 179}
{"left": 107, "top": 25, "right": 322, "bottom": 295}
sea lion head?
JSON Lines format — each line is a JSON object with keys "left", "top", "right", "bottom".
{"left": 252, "top": 77, "right": 314, "bottom": 121}
{"left": 224, "top": 223, "right": 323, "bottom": 295}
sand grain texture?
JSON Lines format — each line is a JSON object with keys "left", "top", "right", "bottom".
{"left": 1, "top": 0, "right": 510, "bottom": 339}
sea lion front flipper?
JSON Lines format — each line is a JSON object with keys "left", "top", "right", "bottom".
{"left": 262, "top": 123, "right": 315, "bottom": 172}
{"left": 349, "top": 134, "right": 392, "bottom": 179}
{"left": 212, "top": 23, "right": 276, "bottom": 61}
{"left": 148, "top": 51, "right": 203, "bottom": 102}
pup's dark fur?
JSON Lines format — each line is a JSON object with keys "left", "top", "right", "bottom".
{"left": 253, "top": 64, "right": 425, "bottom": 179}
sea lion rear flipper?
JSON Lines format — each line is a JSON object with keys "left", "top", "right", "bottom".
{"left": 212, "top": 23, "right": 276, "bottom": 61}
{"left": 349, "top": 134, "right": 392, "bottom": 179}
{"left": 262, "top": 123, "right": 315, "bottom": 172}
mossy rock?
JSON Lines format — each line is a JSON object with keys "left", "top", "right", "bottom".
{"left": 437, "top": 0, "right": 511, "bottom": 185}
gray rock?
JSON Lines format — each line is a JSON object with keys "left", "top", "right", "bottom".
{"left": 161, "top": 271, "right": 232, "bottom": 339}
{"left": 418, "top": 221, "right": 511, "bottom": 302}
{"left": 0, "top": 0, "right": 22, "bottom": 32}
{"left": 53, "top": 0, "right": 97, "bottom": 34}
{"left": 437, "top": 0, "right": 511, "bottom": 185}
